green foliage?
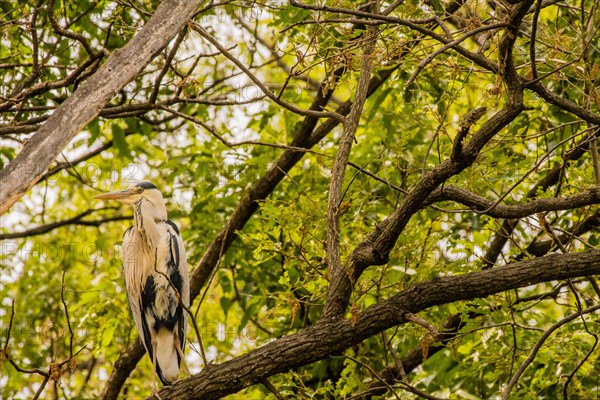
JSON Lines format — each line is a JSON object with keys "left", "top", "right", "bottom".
{"left": 2, "top": 0, "right": 600, "bottom": 399}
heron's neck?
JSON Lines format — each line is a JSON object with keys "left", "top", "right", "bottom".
{"left": 133, "top": 199, "right": 167, "bottom": 247}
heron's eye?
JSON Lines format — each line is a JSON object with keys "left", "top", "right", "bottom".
{"left": 137, "top": 187, "right": 144, "bottom": 193}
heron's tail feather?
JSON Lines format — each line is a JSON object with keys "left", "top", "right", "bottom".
{"left": 155, "top": 328, "right": 180, "bottom": 385}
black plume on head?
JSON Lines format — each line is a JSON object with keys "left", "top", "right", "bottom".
{"left": 135, "top": 181, "right": 158, "bottom": 190}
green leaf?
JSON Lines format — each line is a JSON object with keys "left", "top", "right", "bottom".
{"left": 88, "top": 118, "right": 101, "bottom": 145}
{"left": 220, "top": 296, "right": 232, "bottom": 317}
{"left": 111, "top": 123, "right": 131, "bottom": 159}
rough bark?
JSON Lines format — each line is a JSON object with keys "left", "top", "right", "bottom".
{"left": 0, "top": 0, "right": 205, "bottom": 216}
{"left": 322, "top": 0, "right": 533, "bottom": 318}
{"left": 152, "top": 250, "right": 600, "bottom": 399}
{"left": 101, "top": 53, "right": 399, "bottom": 400}
{"left": 324, "top": 27, "right": 377, "bottom": 318}
{"left": 428, "top": 186, "right": 600, "bottom": 219}
{"left": 100, "top": 340, "right": 145, "bottom": 400}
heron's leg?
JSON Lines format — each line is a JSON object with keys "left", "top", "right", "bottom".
{"left": 151, "top": 339, "right": 163, "bottom": 400}
{"left": 174, "top": 332, "right": 191, "bottom": 376}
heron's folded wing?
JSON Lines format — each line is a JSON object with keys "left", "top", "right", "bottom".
{"left": 167, "top": 220, "right": 189, "bottom": 352}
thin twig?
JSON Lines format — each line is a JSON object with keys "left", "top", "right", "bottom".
{"left": 382, "top": 331, "right": 406, "bottom": 381}
{"left": 403, "top": 313, "right": 440, "bottom": 337}
{"left": 405, "top": 23, "right": 507, "bottom": 87}
{"left": 150, "top": 27, "right": 187, "bottom": 104}
{"left": 529, "top": 0, "right": 543, "bottom": 80}
{"left": 159, "top": 105, "right": 328, "bottom": 155}
{"left": 589, "top": 128, "right": 600, "bottom": 185}
{"left": 189, "top": 21, "right": 345, "bottom": 122}
{"left": 61, "top": 271, "right": 74, "bottom": 357}
{"left": 347, "top": 161, "right": 408, "bottom": 194}
{"left": 502, "top": 304, "right": 600, "bottom": 399}
{"left": 32, "top": 375, "right": 50, "bottom": 400}
{"left": 343, "top": 355, "right": 402, "bottom": 400}
{"left": 3, "top": 300, "right": 15, "bottom": 354}
{"left": 397, "top": 381, "right": 449, "bottom": 400}
{"left": 0, "top": 208, "right": 129, "bottom": 240}
{"left": 262, "top": 379, "right": 285, "bottom": 400}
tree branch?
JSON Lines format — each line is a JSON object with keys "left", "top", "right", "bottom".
{"left": 0, "top": 0, "right": 207, "bottom": 216}
{"left": 0, "top": 210, "right": 131, "bottom": 240}
{"left": 325, "top": 103, "right": 524, "bottom": 318}
{"left": 527, "top": 81, "right": 600, "bottom": 126}
{"left": 324, "top": 25, "right": 377, "bottom": 318}
{"left": 153, "top": 250, "right": 600, "bottom": 399}
{"left": 502, "top": 304, "right": 600, "bottom": 399}
{"left": 188, "top": 21, "right": 345, "bottom": 122}
{"left": 427, "top": 185, "right": 600, "bottom": 219}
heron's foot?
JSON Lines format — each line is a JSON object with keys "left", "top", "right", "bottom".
{"left": 152, "top": 387, "right": 163, "bottom": 400}
{"left": 151, "top": 380, "right": 163, "bottom": 400}
{"left": 151, "top": 339, "right": 160, "bottom": 399}
{"left": 174, "top": 334, "right": 192, "bottom": 376}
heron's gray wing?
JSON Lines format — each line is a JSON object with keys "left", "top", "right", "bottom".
{"left": 166, "top": 220, "right": 189, "bottom": 354}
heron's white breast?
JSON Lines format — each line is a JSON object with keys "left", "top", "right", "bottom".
{"left": 123, "top": 223, "right": 172, "bottom": 300}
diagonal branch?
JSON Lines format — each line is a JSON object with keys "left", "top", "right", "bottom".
{"left": 427, "top": 185, "right": 600, "bottom": 219}
{"left": 188, "top": 21, "right": 345, "bottom": 122}
{"left": 0, "top": 0, "right": 207, "bottom": 216}
{"left": 526, "top": 81, "right": 600, "bottom": 126}
{"left": 153, "top": 250, "right": 600, "bottom": 399}
{"left": 100, "top": 35, "right": 399, "bottom": 400}
{"left": 324, "top": 103, "right": 524, "bottom": 318}
{"left": 0, "top": 209, "right": 130, "bottom": 240}
{"left": 325, "top": 26, "right": 378, "bottom": 318}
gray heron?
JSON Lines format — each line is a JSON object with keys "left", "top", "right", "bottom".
{"left": 95, "top": 181, "right": 189, "bottom": 393}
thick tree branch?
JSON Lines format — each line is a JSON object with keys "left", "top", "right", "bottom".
{"left": 323, "top": 0, "right": 533, "bottom": 317}
{"left": 526, "top": 81, "right": 600, "bottom": 126}
{"left": 427, "top": 185, "right": 600, "bottom": 219}
{"left": 325, "top": 26, "right": 377, "bottom": 318}
{"left": 325, "top": 103, "right": 524, "bottom": 317}
{"left": 0, "top": 0, "right": 206, "bottom": 216}
{"left": 0, "top": 209, "right": 130, "bottom": 240}
{"left": 153, "top": 250, "right": 600, "bottom": 399}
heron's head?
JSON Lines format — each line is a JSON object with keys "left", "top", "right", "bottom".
{"left": 94, "top": 181, "right": 164, "bottom": 206}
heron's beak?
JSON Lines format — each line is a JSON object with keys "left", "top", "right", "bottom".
{"left": 94, "top": 189, "right": 137, "bottom": 200}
